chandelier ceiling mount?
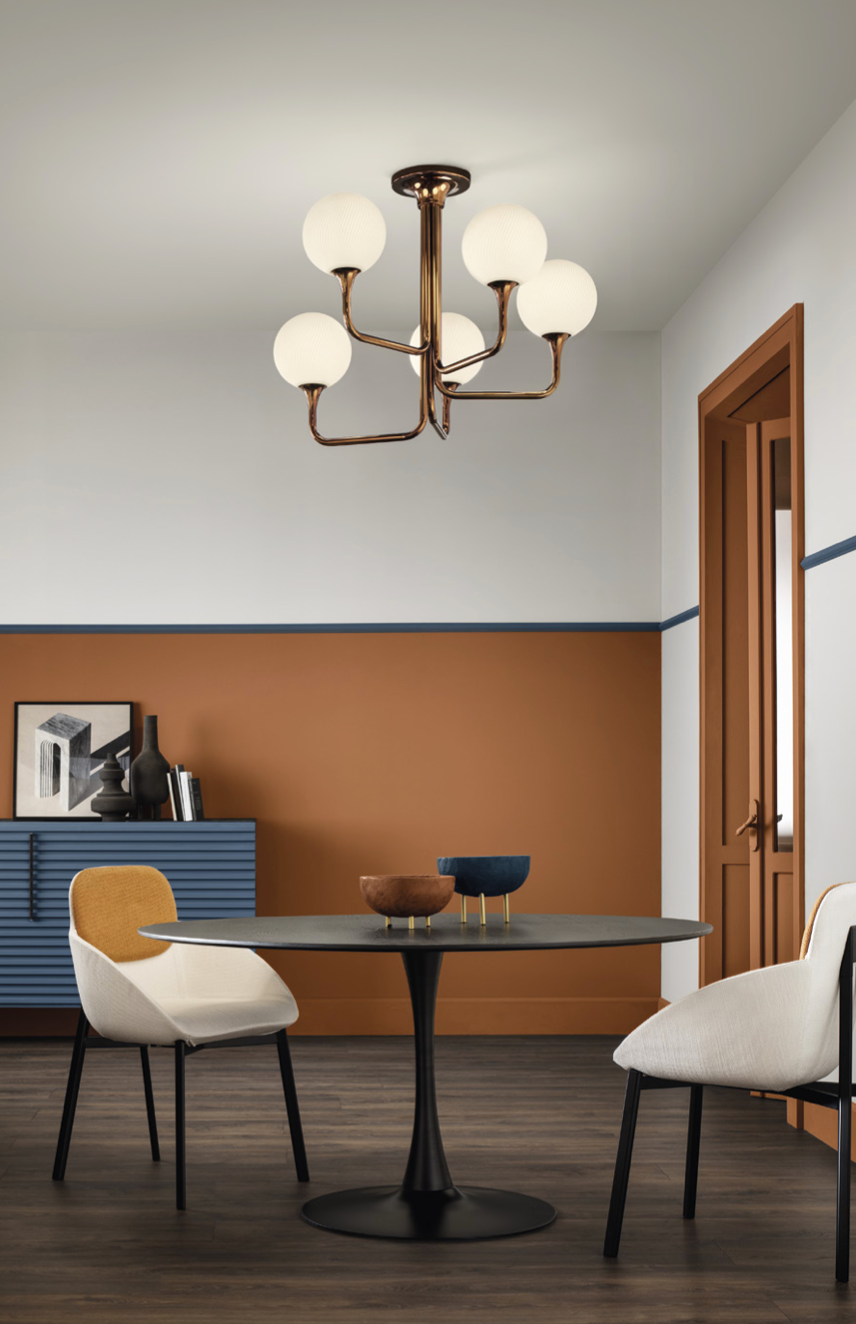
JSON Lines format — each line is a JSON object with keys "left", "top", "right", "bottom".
{"left": 390, "top": 163, "right": 472, "bottom": 201}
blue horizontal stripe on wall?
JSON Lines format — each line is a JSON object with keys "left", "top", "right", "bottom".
{"left": 660, "top": 606, "right": 700, "bottom": 632}
{"left": 801, "top": 533, "right": 856, "bottom": 571}
{"left": 0, "top": 621, "right": 666, "bottom": 634}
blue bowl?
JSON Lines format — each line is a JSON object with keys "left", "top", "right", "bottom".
{"left": 436, "top": 855, "right": 530, "bottom": 899}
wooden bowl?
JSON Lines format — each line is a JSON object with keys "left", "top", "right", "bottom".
{"left": 359, "top": 874, "right": 455, "bottom": 919}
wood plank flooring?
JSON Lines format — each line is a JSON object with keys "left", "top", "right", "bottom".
{"left": 0, "top": 1035, "right": 852, "bottom": 1323}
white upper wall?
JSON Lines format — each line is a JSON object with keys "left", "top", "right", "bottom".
{"left": 0, "top": 329, "right": 660, "bottom": 624}
{"left": 662, "top": 95, "right": 856, "bottom": 619}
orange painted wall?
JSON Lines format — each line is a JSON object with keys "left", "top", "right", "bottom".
{"left": 0, "top": 631, "right": 661, "bottom": 1035}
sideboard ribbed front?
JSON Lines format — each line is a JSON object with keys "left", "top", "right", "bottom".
{"left": 0, "top": 820, "right": 256, "bottom": 1006}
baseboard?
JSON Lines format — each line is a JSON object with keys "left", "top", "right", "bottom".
{"left": 0, "top": 997, "right": 659, "bottom": 1038}
{"left": 799, "top": 1099, "right": 856, "bottom": 1161}
{"left": 657, "top": 997, "right": 670, "bottom": 1010}
{"left": 292, "top": 996, "right": 659, "bottom": 1036}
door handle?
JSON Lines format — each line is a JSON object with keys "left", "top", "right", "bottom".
{"left": 736, "top": 799, "right": 760, "bottom": 852}
{"left": 28, "top": 832, "right": 35, "bottom": 920}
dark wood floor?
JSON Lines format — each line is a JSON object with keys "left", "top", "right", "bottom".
{"left": 0, "top": 1035, "right": 851, "bottom": 1323}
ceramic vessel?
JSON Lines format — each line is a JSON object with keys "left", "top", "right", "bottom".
{"left": 360, "top": 874, "right": 455, "bottom": 929}
{"left": 436, "top": 855, "right": 530, "bottom": 924}
{"left": 91, "top": 752, "right": 135, "bottom": 822}
{"left": 130, "top": 716, "right": 170, "bottom": 819}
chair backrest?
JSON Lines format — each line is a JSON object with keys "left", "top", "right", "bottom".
{"left": 800, "top": 882, "right": 856, "bottom": 967}
{"left": 70, "top": 866, "right": 176, "bottom": 963}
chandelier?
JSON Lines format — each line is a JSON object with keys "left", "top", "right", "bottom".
{"left": 273, "top": 165, "right": 597, "bottom": 446}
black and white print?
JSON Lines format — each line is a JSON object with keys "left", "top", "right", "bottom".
{"left": 14, "top": 702, "right": 133, "bottom": 819}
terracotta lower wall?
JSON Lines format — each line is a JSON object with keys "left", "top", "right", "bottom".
{"left": 0, "top": 631, "right": 662, "bottom": 1036}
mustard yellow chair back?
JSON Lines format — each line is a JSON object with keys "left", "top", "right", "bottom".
{"left": 71, "top": 866, "right": 176, "bottom": 962}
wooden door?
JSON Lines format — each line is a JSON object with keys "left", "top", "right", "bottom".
{"left": 699, "top": 307, "right": 804, "bottom": 989}
{"left": 701, "top": 418, "right": 755, "bottom": 982}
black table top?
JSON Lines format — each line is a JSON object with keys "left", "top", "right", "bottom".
{"left": 139, "top": 913, "right": 712, "bottom": 954}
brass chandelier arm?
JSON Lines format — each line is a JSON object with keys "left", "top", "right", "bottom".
{"left": 433, "top": 282, "right": 516, "bottom": 376}
{"left": 335, "top": 270, "right": 429, "bottom": 356}
{"left": 302, "top": 384, "right": 429, "bottom": 447}
{"left": 442, "top": 382, "right": 458, "bottom": 433}
{"left": 434, "top": 333, "right": 569, "bottom": 401}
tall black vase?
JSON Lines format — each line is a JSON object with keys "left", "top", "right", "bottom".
{"left": 130, "top": 716, "right": 170, "bottom": 820}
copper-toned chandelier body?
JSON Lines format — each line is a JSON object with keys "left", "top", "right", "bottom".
{"left": 301, "top": 165, "right": 569, "bottom": 446}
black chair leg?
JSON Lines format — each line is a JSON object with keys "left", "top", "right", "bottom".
{"left": 604, "top": 1068, "right": 642, "bottom": 1257}
{"left": 140, "top": 1046, "right": 160, "bottom": 1162}
{"left": 276, "top": 1029, "right": 309, "bottom": 1182}
{"left": 175, "top": 1041, "right": 186, "bottom": 1210}
{"left": 683, "top": 1085, "right": 703, "bottom": 1219}
{"left": 836, "top": 1089, "right": 851, "bottom": 1284}
{"left": 52, "top": 1009, "right": 89, "bottom": 1181}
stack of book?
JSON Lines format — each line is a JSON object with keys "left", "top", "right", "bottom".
{"left": 167, "top": 765, "right": 205, "bottom": 821}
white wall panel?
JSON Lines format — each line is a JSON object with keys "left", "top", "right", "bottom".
{"left": 805, "top": 554, "right": 856, "bottom": 910}
{"left": 661, "top": 617, "right": 701, "bottom": 1003}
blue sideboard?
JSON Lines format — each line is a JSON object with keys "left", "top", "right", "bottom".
{"left": 0, "top": 820, "right": 256, "bottom": 1007}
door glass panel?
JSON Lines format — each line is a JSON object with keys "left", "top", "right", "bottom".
{"left": 772, "top": 435, "right": 793, "bottom": 851}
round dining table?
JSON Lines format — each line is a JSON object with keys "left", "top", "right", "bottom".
{"left": 139, "top": 911, "right": 711, "bottom": 1241}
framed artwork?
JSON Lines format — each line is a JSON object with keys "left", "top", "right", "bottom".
{"left": 13, "top": 702, "right": 133, "bottom": 820}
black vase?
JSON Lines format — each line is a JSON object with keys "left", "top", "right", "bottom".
{"left": 91, "top": 752, "right": 135, "bottom": 822}
{"left": 130, "top": 716, "right": 170, "bottom": 820}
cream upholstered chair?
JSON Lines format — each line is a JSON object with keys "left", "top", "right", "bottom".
{"left": 604, "top": 883, "right": 856, "bottom": 1282}
{"left": 53, "top": 866, "right": 308, "bottom": 1209}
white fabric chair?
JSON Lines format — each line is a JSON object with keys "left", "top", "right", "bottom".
{"left": 53, "top": 866, "right": 308, "bottom": 1208}
{"left": 604, "top": 882, "right": 856, "bottom": 1282}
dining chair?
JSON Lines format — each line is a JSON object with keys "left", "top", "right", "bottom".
{"left": 52, "top": 865, "right": 309, "bottom": 1209}
{"left": 603, "top": 882, "right": 856, "bottom": 1282}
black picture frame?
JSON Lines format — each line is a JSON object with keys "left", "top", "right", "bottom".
{"left": 13, "top": 702, "right": 134, "bottom": 821}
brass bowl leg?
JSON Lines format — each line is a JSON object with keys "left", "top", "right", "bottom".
{"left": 503, "top": 894, "right": 510, "bottom": 924}
{"left": 425, "top": 916, "right": 431, "bottom": 929}
{"left": 408, "top": 916, "right": 415, "bottom": 930}
{"left": 460, "top": 895, "right": 467, "bottom": 923}
{"left": 479, "top": 893, "right": 486, "bottom": 926}
{"left": 385, "top": 916, "right": 391, "bottom": 928}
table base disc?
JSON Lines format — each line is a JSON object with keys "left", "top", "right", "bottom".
{"left": 301, "top": 1185, "right": 557, "bottom": 1240}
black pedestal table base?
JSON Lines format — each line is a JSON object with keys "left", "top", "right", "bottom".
{"left": 301, "top": 948, "right": 556, "bottom": 1240}
{"left": 302, "top": 1184, "right": 555, "bottom": 1240}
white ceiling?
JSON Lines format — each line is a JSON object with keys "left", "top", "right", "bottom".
{"left": 2, "top": 0, "right": 856, "bottom": 333}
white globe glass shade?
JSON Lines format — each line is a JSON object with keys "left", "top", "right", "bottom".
{"left": 302, "top": 193, "right": 386, "bottom": 274}
{"left": 273, "top": 312, "right": 352, "bottom": 388}
{"left": 409, "top": 312, "right": 486, "bottom": 385}
{"left": 516, "top": 259, "right": 597, "bottom": 337}
{"left": 461, "top": 204, "right": 548, "bottom": 286}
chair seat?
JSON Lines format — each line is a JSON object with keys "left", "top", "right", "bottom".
{"left": 157, "top": 993, "right": 298, "bottom": 1045}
